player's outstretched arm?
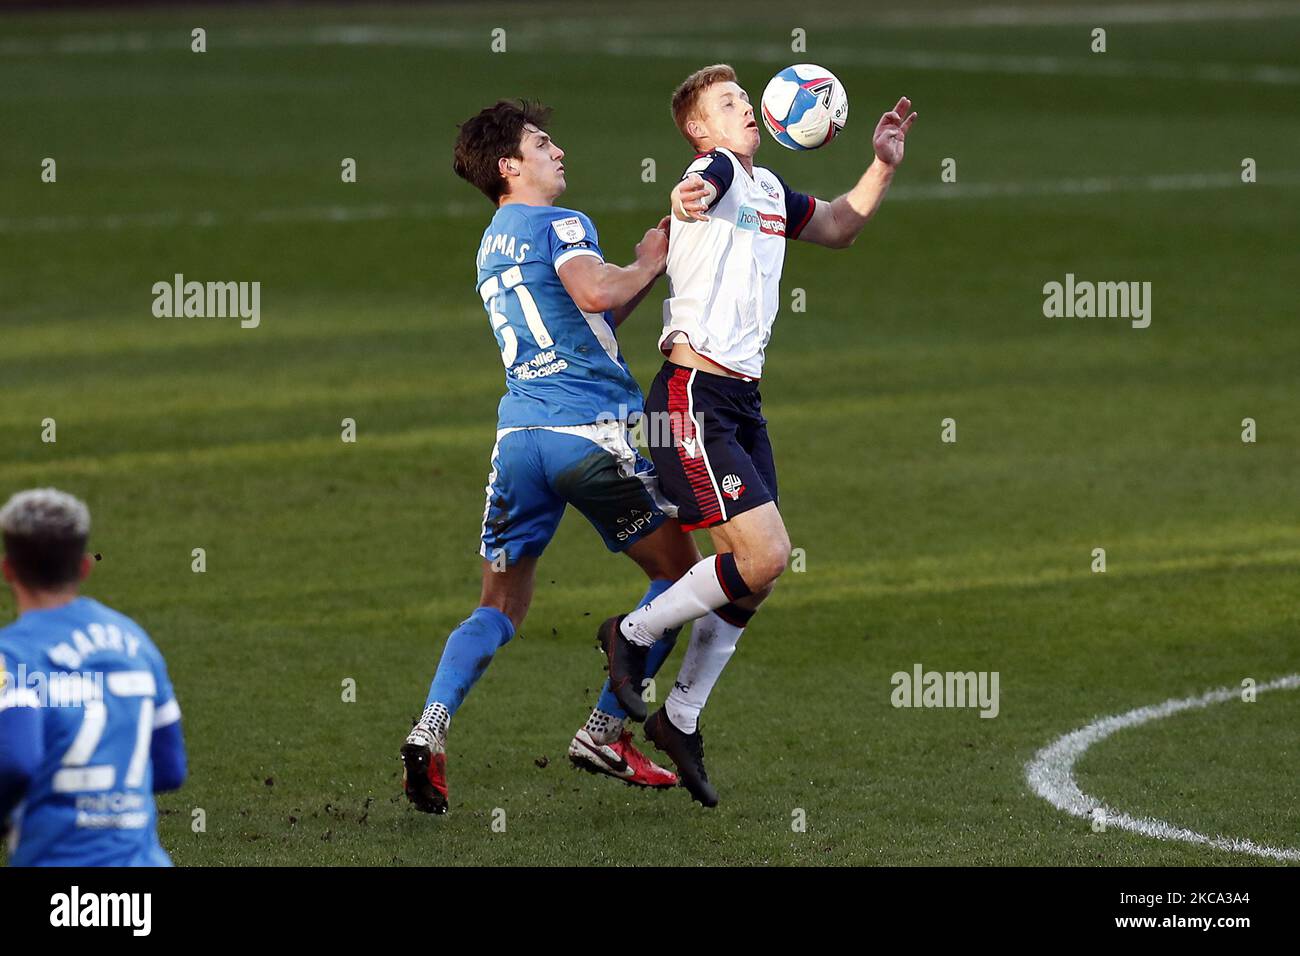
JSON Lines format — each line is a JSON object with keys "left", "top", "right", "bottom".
{"left": 558, "top": 218, "right": 668, "bottom": 323}
{"left": 798, "top": 96, "right": 917, "bottom": 249}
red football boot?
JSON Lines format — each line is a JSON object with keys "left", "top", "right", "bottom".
{"left": 401, "top": 725, "right": 449, "bottom": 814}
{"left": 569, "top": 726, "right": 678, "bottom": 788}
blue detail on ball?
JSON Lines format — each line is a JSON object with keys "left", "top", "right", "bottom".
{"left": 765, "top": 68, "right": 827, "bottom": 151}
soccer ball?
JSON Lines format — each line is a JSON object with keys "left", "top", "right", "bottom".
{"left": 760, "top": 64, "right": 849, "bottom": 151}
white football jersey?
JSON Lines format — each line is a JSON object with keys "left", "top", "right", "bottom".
{"left": 659, "top": 147, "right": 816, "bottom": 380}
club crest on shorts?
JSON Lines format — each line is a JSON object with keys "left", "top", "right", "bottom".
{"left": 721, "top": 473, "right": 746, "bottom": 500}
{"left": 551, "top": 216, "right": 586, "bottom": 244}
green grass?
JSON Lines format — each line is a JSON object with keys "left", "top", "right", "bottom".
{"left": 1, "top": 0, "right": 1298, "bottom": 865}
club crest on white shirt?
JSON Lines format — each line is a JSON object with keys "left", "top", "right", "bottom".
{"left": 551, "top": 216, "right": 586, "bottom": 244}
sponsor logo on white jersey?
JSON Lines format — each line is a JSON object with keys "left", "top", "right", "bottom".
{"left": 660, "top": 147, "right": 792, "bottom": 379}
{"left": 736, "top": 205, "right": 785, "bottom": 237}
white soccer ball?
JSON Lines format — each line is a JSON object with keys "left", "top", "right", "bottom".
{"left": 760, "top": 64, "right": 849, "bottom": 151}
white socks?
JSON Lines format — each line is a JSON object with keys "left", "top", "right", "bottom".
{"left": 621, "top": 555, "right": 730, "bottom": 646}
{"left": 583, "top": 708, "right": 624, "bottom": 745}
{"left": 412, "top": 702, "right": 451, "bottom": 747}
{"left": 664, "top": 611, "right": 744, "bottom": 734}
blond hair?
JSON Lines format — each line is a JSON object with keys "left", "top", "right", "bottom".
{"left": 670, "top": 64, "right": 738, "bottom": 147}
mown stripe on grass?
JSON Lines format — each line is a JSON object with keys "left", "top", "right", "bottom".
{"left": 0, "top": 425, "right": 486, "bottom": 480}
{"left": 303, "top": 544, "right": 1300, "bottom": 624}
{"left": 5, "top": 172, "right": 1300, "bottom": 235}
{"left": 6, "top": 22, "right": 1300, "bottom": 85}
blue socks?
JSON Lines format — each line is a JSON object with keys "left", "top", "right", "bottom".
{"left": 425, "top": 606, "right": 515, "bottom": 715}
{"left": 595, "top": 578, "right": 681, "bottom": 718}
{"left": 424, "top": 581, "right": 682, "bottom": 721}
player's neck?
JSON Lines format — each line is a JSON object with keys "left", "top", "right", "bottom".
{"left": 499, "top": 186, "right": 560, "bottom": 209}
{"left": 14, "top": 586, "right": 79, "bottom": 615}
{"left": 700, "top": 141, "right": 753, "bottom": 176}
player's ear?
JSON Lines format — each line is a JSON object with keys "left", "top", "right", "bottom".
{"left": 686, "top": 117, "right": 706, "bottom": 143}
{"left": 0, "top": 556, "right": 13, "bottom": 584}
{"left": 78, "top": 554, "right": 93, "bottom": 582}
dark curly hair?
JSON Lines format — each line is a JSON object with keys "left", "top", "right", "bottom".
{"left": 453, "top": 99, "right": 554, "bottom": 204}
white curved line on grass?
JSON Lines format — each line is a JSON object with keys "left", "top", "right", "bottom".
{"left": 1025, "top": 673, "right": 1300, "bottom": 862}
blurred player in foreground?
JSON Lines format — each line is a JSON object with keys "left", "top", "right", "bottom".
{"left": 0, "top": 488, "right": 187, "bottom": 866}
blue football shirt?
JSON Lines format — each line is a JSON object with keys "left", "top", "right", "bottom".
{"left": 474, "top": 204, "right": 645, "bottom": 428}
{"left": 0, "top": 597, "right": 181, "bottom": 867}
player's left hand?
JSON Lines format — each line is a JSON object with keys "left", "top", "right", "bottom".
{"left": 873, "top": 96, "right": 917, "bottom": 167}
{"left": 671, "top": 174, "right": 712, "bottom": 223}
{"left": 636, "top": 220, "right": 670, "bottom": 275}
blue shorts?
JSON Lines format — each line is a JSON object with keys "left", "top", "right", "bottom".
{"left": 479, "top": 423, "right": 675, "bottom": 566}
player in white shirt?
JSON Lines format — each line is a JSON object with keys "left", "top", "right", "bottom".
{"left": 597, "top": 64, "right": 916, "bottom": 805}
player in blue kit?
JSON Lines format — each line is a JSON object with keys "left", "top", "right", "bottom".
{"left": 0, "top": 488, "right": 187, "bottom": 866}
{"left": 400, "top": 100, "right": 701, "bottom": 813}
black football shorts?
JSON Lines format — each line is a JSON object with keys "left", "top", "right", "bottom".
{"left": 643, "top": 361, "right": 778, "bottom": 531}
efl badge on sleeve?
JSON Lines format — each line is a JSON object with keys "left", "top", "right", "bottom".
{"left": 551, "top": 216, "right": 586, "bottom": 244}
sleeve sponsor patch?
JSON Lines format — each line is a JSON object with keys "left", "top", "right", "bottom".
{"left": 551, "top": 216, "right": 586, "bottom": 244}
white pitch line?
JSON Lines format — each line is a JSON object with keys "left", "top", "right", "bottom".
{"left": 3, "top": 23, "right": 1300, "bottom": 87}
{"left": 1025, "top": 673, "right": 1300, "bottom": 862}
{"left": 1, "top": 171, "right": 1294, "bottom": 236}
{"left": 871, "top": 1, "right": 1300, "bottom": 28}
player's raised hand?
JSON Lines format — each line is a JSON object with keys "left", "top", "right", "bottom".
{"left": 671, "top": 173, "right": 712, "bottom": 222}
{"left": 873, "top": 96, "right": 917, "bottom": 167}
{"left": 636, "top": 219, "right": 670, "bottom": 275}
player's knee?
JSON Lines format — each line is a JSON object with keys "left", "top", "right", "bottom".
{"left": 745, "top": 543, "right": 789, "bottom": 591}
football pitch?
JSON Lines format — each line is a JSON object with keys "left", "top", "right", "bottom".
{"left": 2, "top": 0, "right": 1298, "bottom": 866}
